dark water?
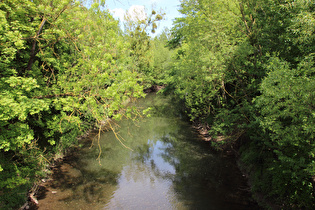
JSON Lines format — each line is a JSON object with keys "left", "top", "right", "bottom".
{"left": 37, "top": 93, "right": 258, "bottom": 210}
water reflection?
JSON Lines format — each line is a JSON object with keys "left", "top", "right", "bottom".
{"left": 38, "top": 93, "right": 258, "bottom": 210}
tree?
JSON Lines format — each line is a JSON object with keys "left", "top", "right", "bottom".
{"left": 167, "top": 0, "right": 315, "bottom": 208}
{"left": 254, "top": 56, "right": 315, "bottom": 207}
{"left": 0, "top": 0, "right": 145, "bottom": 208}
{"left": 124, "top": 6, "right": 164, "bottom": 87}
{"left": 167, "top": 0, "right": 251, "bottom": 126}
{"left": 150, "top": 28, "right": 175, "bottom": 85}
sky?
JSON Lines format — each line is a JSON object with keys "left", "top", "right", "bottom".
{"left": 104, "top": 0, "right": 182, "bottom": 35}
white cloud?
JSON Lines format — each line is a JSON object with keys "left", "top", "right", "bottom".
{"left": 110, "top": 5, "right": 147, "bottom": 22}
{"left": 126, "top": 5, "right": 147, "bottom": 22}
{"left": 110, "top": 8, "right": 125, "bottom": 20}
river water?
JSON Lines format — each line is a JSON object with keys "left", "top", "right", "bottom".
{"left": 37, "top": 93, "right": 259, "bottom": 210}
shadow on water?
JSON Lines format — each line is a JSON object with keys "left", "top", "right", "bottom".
{"left": 154, "top": 133, "right": 256, "bottom": 209}
{"left": 37, "top": 93, "right": 260, "bottom": 210}
{"left": 37, "top": 151, "right": 120, "bottom": 209}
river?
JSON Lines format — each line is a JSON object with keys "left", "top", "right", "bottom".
{"left": 36, "top": 93, "right": 259, "bottom": 210}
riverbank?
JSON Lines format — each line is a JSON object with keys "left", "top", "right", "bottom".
{"left": 190, "top": 119, "right": 279, "bottom": 210}
{"left": 19, "top": 117, "right": 116, "bottom": 209}
{"left": 19, "top": 129, "right": 101, "bottom": 210}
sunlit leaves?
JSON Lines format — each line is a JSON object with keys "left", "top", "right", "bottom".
{"left": 257, "top": 56, "right": 314, "bottom": 142}
{"left": 168, "top": 0, "right": 245, "bottom": 120}
{"left": 0, "top": 1, "right": 147, "bottom": 207}
{"left": 253, "top": 55, "right": 315, "bottom": 206}
{"left": 167, "top": 0, "right": 315, "bottom": 207}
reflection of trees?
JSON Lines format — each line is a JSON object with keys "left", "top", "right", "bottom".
{"left": 143, "top": 126, "right": 257, "bottom": 209}
{"left": 124, "top": 93, "right": 257, "bottom": 209}
{"left": 138, "top": 93, "right": 186, "bottom": 119}
{"left": 40, "top": 151, "right": 120, "bottom": 205}
{"left": 122, "top": 162, "right": 157, "bottom": 185}
{"left": 133, "top": 143, "right": 152, "bottom": 163}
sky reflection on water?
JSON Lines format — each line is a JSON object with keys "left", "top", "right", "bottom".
{"left": 38, "top": 93, "right": 258, "bottom": 210}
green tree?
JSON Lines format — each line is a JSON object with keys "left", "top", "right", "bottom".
{"left": 124, "top": 7, "right": 164, "bottom": 88}
{"left": 167, "top": 0, "right": 253, "bottom": 128}
{"left": 167, "top": 0, "right": 315, "bottom": 208}
{"left": 240, "top": 0, "right": 315, "bottom": 208}
{"left": 0, "top": 0, "right": 145, "bottom": 208}
{"left": 254, "top": 56, "right": 315, "bottom": 207}
{"left": 150, "top": 28, "right": 175, "bottom": 85}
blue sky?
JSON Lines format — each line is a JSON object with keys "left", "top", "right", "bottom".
{"left": 104, "top": 0, "right": 181, "bottom": 35}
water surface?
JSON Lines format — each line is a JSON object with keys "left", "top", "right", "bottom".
{"left": 37, "top": 93, "right": 258, "bottom": 209}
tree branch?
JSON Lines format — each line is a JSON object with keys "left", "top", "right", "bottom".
{"left": 33, "top": 93, "right": 76, "bottom": 99}
{"left": 239, "top": 3, "right": 251, "bottom": 35}
{"left": 27, "top": 18, "right": 47, "bottom": 71}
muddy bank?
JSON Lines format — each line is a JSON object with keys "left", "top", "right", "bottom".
{"left": 143, "top": 84, "right": 166, "bottom": 93}
{"left": 19, "top": 132, "right": 99, "bottom": 210}
{"left": 190, "top": 120, "right": 240, "bottom": 156}
{"left": 190, "top": 120, "right": 278, "bottom": 210}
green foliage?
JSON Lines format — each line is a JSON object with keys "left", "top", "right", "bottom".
{"left": 166, "top": 0, "right": 315, "bottom": 208}
{"left": 0, "top": 141, "right": 48, "bottom": 208}
{"left": 167, "top": 0, "right": 252, "bottom": 123}
{"left": 150, "top": 28, "right": 176, "bottom": 85}
{"left": 124, "top": 7, "right": 165, "bottom": 88}
{"left": 253, "top": 55, "right": 315, "bottom": 207}
{"left": 0, "top": 77, "right": 49, "bottom": 151}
